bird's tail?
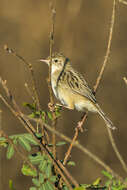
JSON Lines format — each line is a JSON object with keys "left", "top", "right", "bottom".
{"left": 95, "top": 104, "right": 116, "bottom": 130}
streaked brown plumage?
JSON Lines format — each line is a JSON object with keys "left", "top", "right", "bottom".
{"left": 40, "top": 53, "right": 116, "bottom": 130}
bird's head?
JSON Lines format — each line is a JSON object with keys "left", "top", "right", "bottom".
{"left": 40, "top": 53, "right": 70, "bottom": 73}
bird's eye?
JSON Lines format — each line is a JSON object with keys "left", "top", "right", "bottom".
{"left": 54, "top": 59, "right": 58, "bottom": 63}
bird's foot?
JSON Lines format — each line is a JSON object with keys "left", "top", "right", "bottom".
{"left": 48, "top": 102, "right": 55, "bottom": 112}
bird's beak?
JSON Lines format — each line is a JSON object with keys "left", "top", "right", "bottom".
{"left": 40, "top": 59, "right": 50, "bottom": 65}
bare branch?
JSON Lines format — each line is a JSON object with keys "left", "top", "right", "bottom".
{"left": 119, "top": 0, "right": 127, "bottom": 5}
{"left": 48, "top": 2, "right": 57, "bottom": 159}
{"left": 24, "top": 82, "right": 35, "bottom": 102}
{"left": 3, "top": 45, "right": 40, "bottom": 110}
{"left": 94, "top": 0, "right": 116, "bottom": 92}
{"left": 62, "top": 0, "right": 117, "bottom": 171}
{"left": 107, "top": 128, "right": 127, "bottom": 173}
{"left": 25, "top": 115, "right": 124, "bottom": 182}
{"left": 0, "top": 77, "right": 78, "bottom": 189}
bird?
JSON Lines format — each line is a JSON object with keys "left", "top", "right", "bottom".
{"left": 40, "top": 53, "right": 116, "bottom": 130}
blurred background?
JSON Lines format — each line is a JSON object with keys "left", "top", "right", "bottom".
{"left": 0, "top": 0, "right": 127, "bottom": 189}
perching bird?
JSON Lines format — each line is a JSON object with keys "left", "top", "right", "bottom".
{"left": 40, "top": 53, "right": 116, "bottom": 130}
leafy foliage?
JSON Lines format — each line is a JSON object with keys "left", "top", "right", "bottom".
{"left": 9, "top": 180, "right": 16, "bottom": 190}
{"left": 0, "top": 102, "right": 127, "bottom": 190}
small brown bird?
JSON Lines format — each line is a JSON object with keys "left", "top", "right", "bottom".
{"left": 40, "top": 53, "right": 116, "bottom": 130}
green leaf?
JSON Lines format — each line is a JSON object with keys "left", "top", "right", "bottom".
{"left": 13, "top": 138, "right": 17, "bottom": 145}
{"left": 45, "top": 181, "right": 55, "bottom": 190}
{"left": 23, "top": 102, "right": 36, "bottom": 111}
{"left": 6, "top": 144, "right": 15, "bottom": 159}
{"left": 80, "top": 184, "right": 90, "bottom": 188}
{"left": 0, "top": 137, "right": 6, "bottom": 141}
{"left": 105, "top": 180, "right": 111, "bottom": 187}
{"left": 47, "top": 112, "right": 53, "bottom": 121}
{"left": 0, "top": 140, "right": 8, "bottom": 147}
{"left": 29, "top": 153, "right": 44, "bottom": 165}
{"left": 92, "top": 177, "right": 101, "bottom": 185}
{"left": 50, "top": 176, "right": 58, "bottom": 183}
{"left": 41, "top": 111, "right": 46, "bottom": 122}
{"left": 29, "top": 113, "right": 36, "bottom": 118}
{"left": 55, "top": 105, "right": 62, "bottom": 112}
{"left": 102, "top": 170, "right": 113, "bottom": 180}
{"left": 55, "top": 110, "right": 61, "bottom": 118}
{"left": 39, "top": 184, "right": 47, "bottom": 190}
{"left": 56, "top": 141, "right": 67, "bottom": 146}
{"left": 45, "top": 163, "right": 52, "bottom": 178}
{"left": 9, "top": 179, "right": 16, "bottom": 190}
{"left": 74, "top": 187, "right": 86, "bottom": 190}
{"left": 35, "top": 133, "right": 42, "bottom": 139}
{"left": 32, "top": 178, "right": 40, "bottom": 187}
{"left": 38, "top": 186, "right": 44, "bottom": 190}
{"left": 47, "top": 143, "right": 53, "bottom": 147}
{"left": 29, "top": 187, "right": 37, "bottom": 190}
{"left": 23, "top": 134, "right": 38, "bottom": 145}
{"left": 21, "top": 164, "right": 37, "bottom": 177}
{"left": 39, "top": 173, "right": 44, "bottom": 184}
{"left": 67, "top": 161, "right": 76, "bottom": 166}
{"left": 62, "top": 185, "right": 69, "bottom": 190}
{"left": 39, "top": 160, "right": 47, "bottom": 172}
{"left": 18, "top": 136, "right": 31, "bottom": 152}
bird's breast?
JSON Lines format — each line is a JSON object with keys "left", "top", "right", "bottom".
{"left": 51, "top": 71, "right": 60, "bottom": 99}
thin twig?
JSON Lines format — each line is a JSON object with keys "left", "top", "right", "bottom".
{"left": 63, "top": 0, "right": 127, "bottom": 177}
{"left": 58, "top": 160, "right": 79, "bottom": 187}
{"left": 48, "top": 2, "right": 57, "bottom": 159}
{"left": 1, "top": 130, "right": 36, "bottom": 171}
{"left": 107, "top": 128, "right": 127, "bottom": 173}
{"left": 3, "top": 45, "right": 40, "bottom": 110}
{"left": 63, "top": 114, "right": 87, "bottom": 167}
{"left": 62, "top": 0, "right": 116, "bottom": 169}
{"left": 95, "top": 0, "right": 127, "bottom": 175}
{"left": 94, "top": 0, "right": 116, "bottom": 92}
{"left": 95, "top": 0, "right": 127, "bottom": 174}
{"left": 0, "top": 79, "right": 78, "bottom": 189}
{"left": 0, "top": 78, "right": 36, "bottom": 133}
{"left": 0, "top": 94, "right": 36, "bottom": 135}
{"left": 63, "top": 127, "right": 80, "bottom": 166}
{"left": 24, "top": 82, "right": 35, "bottom": 102}
{"left": 0, "top": 96, "right": 75, "bottom": 189}
{"left": 119, "top": 0, "right": 127, "bottom": 5}
{"left": 25, "top": 116, "right": 124, "bottom": 182}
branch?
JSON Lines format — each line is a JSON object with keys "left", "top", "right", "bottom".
{"left": 1, "top": 130, "right": 36, "bottom": 171}
{"left": 24, "top": 82, "right": 35, "bottom": 102}
{"left": 93, "top": 0, "right": 116, "bottom": 92}
{"left": 3, "top": 45, "right": 40, "bottom": 110}
{"left": 25, "top": 116, "right": 124, "bottom": 182}
{"left": 62, "top": 0, "right": 116, "bottom": 171}
{"left": 107, "top": 128, "right": 127, "bottom": 173}
{"left": 119, "top": 0, "right": 127, "bottom": 5}
{"left": 0, "top": 77, "right": 78, "bottom": 189}
{"left": 48, "top": 2, "right": 57, "bottom": 159}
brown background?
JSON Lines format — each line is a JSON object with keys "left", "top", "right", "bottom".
{"left": 0, "top": 0, "right": 127, "bottom": 189}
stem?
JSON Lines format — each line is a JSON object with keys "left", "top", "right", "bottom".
{"left": 3, "top": 45, "right": 40, "bottom": 110}
{"left": 48, "top": 3, "right": 57, "bottom": 159}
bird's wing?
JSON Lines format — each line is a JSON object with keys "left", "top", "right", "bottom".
{"left": 59, "top": 68, "right": 97, "bottom": 103}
